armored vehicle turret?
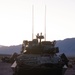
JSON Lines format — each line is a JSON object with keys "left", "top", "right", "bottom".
{"left": 11, "top": 33, "right": 69, "bottom": 75}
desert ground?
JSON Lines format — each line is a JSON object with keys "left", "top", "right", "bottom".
{"left": 0, "top": 60, "right": 13, "bottom": 75}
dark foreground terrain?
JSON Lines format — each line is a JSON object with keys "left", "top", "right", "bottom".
{"left": 0, "top": 60, "right": 75, "bottom": 75}
{"left": 65, "top": 65, "right": 75, "bottom": 75}
{"left": 0, "top": 60, "right": 13, "bottom": 75}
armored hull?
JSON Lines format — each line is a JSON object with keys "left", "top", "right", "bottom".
{"left": 12, "top": 54, "right": 68, "bottom": 75}
{"left": 15, "top": 65, "right": 63, "bottom": 75}
{"left": 11, "top": 33, "right": 68, "bottom": 75}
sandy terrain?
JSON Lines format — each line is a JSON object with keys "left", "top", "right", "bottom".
{"left": 65, "top": 65, "right": 75, "bottom": 75}
{"left": 0, "top": 61, "right": 13, "bottom": 75}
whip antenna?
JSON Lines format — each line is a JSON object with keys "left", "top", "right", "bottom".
{"left": 32, "top": 5, "right": 34, "bottom": 40}
{"left": 44, "top": 5, "right": 46, "bottom": 41}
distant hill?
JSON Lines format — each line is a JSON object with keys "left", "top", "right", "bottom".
{"left": 0, "top": 45, "right": 21, "bottom": 55}
{"left": 0, "top": 38, "right": 75, "bottom": 57}
{"left": 55, "top": 38, "right": 75, "bottom": 57}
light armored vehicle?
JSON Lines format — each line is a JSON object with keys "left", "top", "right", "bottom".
{"left": 11, "top": 33, "right": 69, "bottom": 75}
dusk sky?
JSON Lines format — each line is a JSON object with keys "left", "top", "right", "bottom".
{"left": 0, "top": 0, "right": 75, "bottom": 46}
